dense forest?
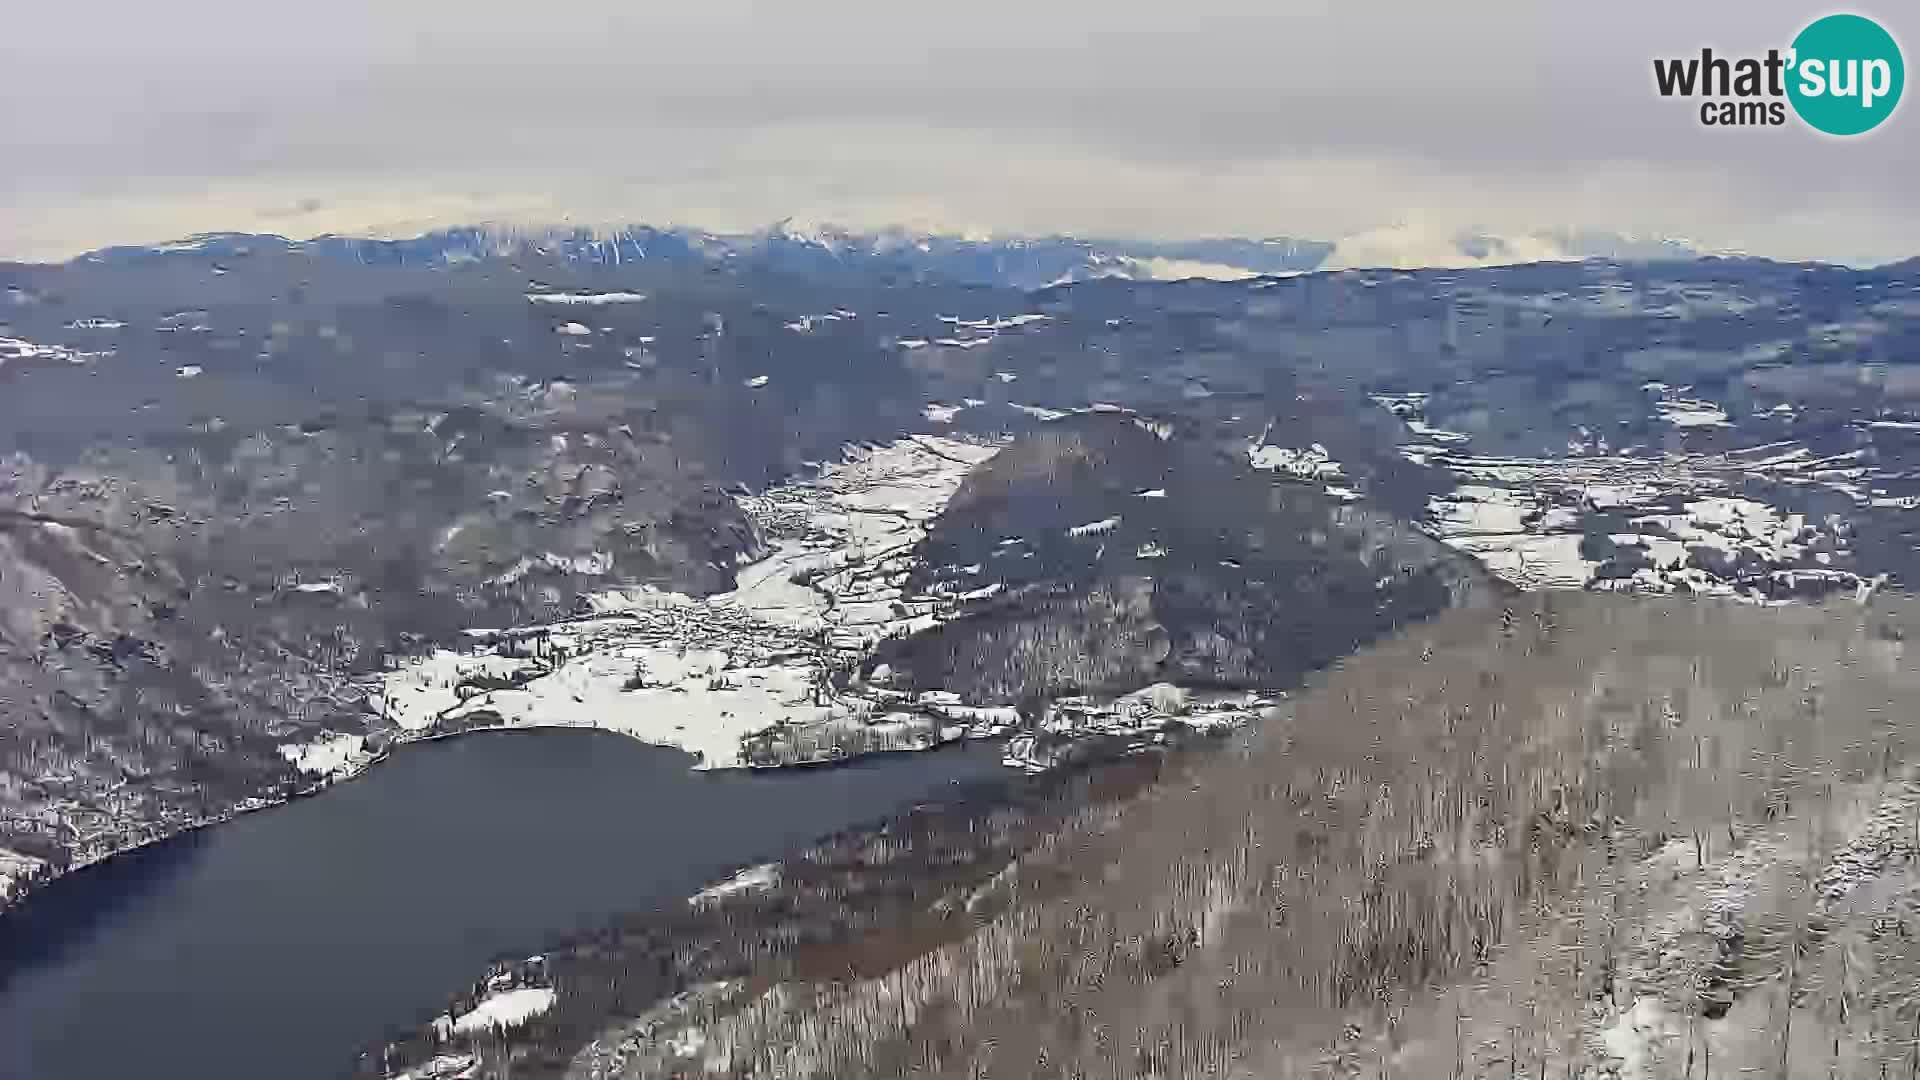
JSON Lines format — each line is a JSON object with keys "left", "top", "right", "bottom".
{"left": 406, "top": 593, "right": 1920, "bottom": 1080}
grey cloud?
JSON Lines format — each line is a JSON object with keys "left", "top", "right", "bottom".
{"left": 3, "top": 0, "right": 1917, "bottom": 263}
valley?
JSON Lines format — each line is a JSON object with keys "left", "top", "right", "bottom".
{"left": 4, "top": 227, "right": 1920, "bottom": 1080}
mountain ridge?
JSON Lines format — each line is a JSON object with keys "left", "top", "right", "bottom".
{"left": 50, "top": 222, "right": 1717, "bottom": 289}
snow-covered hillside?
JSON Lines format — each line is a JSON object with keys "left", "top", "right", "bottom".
{"left": 276, "top": 434, "right": 1268, "bottom": 779}
{"left": 1379, "top": 393, "right": 1889, "bottom": 603}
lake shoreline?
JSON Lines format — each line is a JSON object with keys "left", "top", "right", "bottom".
{"left": 356, "top": 745, "right": 1182, "bottom": 1080}
{"left": 0, "top": 715, "right": 1009, "bottom": 930}
{"left": 0, "top": 729, "right": 1016, "bottom": 1080}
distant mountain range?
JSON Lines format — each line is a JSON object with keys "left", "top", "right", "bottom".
{"left": 76, "top": 222, "right": 1702, "bottom": 289}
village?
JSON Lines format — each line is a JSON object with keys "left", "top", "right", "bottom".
{"left": 291, "top": 433, "right": 1275, "bottom": 786}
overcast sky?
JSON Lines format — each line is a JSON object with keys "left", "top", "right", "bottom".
{"left": 3, "top": 1, "right": 1914, "bottom": 264}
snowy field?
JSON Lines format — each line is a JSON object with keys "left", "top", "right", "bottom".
{"left": 1369, "top": 390, "right": 1893, "bottom": 601}
{"left": 283, "top": 436, "right": 1010, "bottom": 776}
{"left": 0, "top": 846, "right": 48, "bottom": 903}
{"left": 276, "top": 431, "right": 1278, "bottom": 781}
{"left": 1422, "top": 456, "right": 1862, "bottom": 599}
{"left": 432, "top": 987, "right": 557, "bottom": 1039}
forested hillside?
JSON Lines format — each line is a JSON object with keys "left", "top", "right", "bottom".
{"left": 556, "top": 593, "right": 1920, "bottom": 1080}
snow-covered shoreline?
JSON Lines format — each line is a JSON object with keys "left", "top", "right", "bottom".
{"left": 8, "top": 438, "right": 998, "bottom": 917}
{"left": 338, "top": 434, "right": 1008, "bottom": 775}
{"left": 315, "top": 433, "right": 1275, "bottom": 777}
{"left": 3, "top": 433, "right": 1275, "bottom": 919}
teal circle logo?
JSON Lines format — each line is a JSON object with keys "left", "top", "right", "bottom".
{"left": 1787, "top": 13, "right": 1904, "bottom": 135}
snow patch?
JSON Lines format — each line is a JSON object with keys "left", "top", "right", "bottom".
{"left": 689, "top": 863, "right": 781, "bottom": 907}
{"left": 393, "top": 1054, "right": 479, "bottom": 1080}
{"left": 1247, "top": 441, "right": 1343, "bottom": 480}
{"left": 1134, "top": 256, "right": 1260, "bottom": 281}
{"left": 1597, "top": 996, "right": 1681, "bottom": 1080}
{"left": 0, "top": 848, "right": 48, "bottom": 903}
{"left": 437, "top": 987, "right": 556, "bottom": 1038}
{"left": 1404, "top": 419, "right": 1472, "bottom": 445}
{"left": 1010, "top": 403, "right": 1067, "bottom": 422}
{"left": 1657, "top": 400, "right": 1731, "bottom": 429}
{"left": 526, "top": 291, "right": 646, "bottom": 305}
{"left": 278, "top": 733, "right": 370, "bottom": 780}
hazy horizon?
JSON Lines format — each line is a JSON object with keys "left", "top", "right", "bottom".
{"left": 5, "top": 1, "right": 1914, "bottom": 267}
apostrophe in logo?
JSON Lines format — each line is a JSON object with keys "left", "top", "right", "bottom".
{"left": 1653, "top": 12, "right": 1903, "bottom": 135}
{"left": 1787, "top": 14, "right": 1904, "bottom": 135}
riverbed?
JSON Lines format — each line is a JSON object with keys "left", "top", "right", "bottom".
{"left": 0, "top": 731, "right": 1004, "bottom": 1080}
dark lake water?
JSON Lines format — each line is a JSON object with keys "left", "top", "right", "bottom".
{"left": 0, "top": 731, "right": 1005, "bottom": 1080}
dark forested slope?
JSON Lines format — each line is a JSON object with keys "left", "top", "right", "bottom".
{"left": 873, "top": 413, "right": 1494, "bottom": 703}
{"left": 583, "top": 592, "right": 1920, "bottom": 1080}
